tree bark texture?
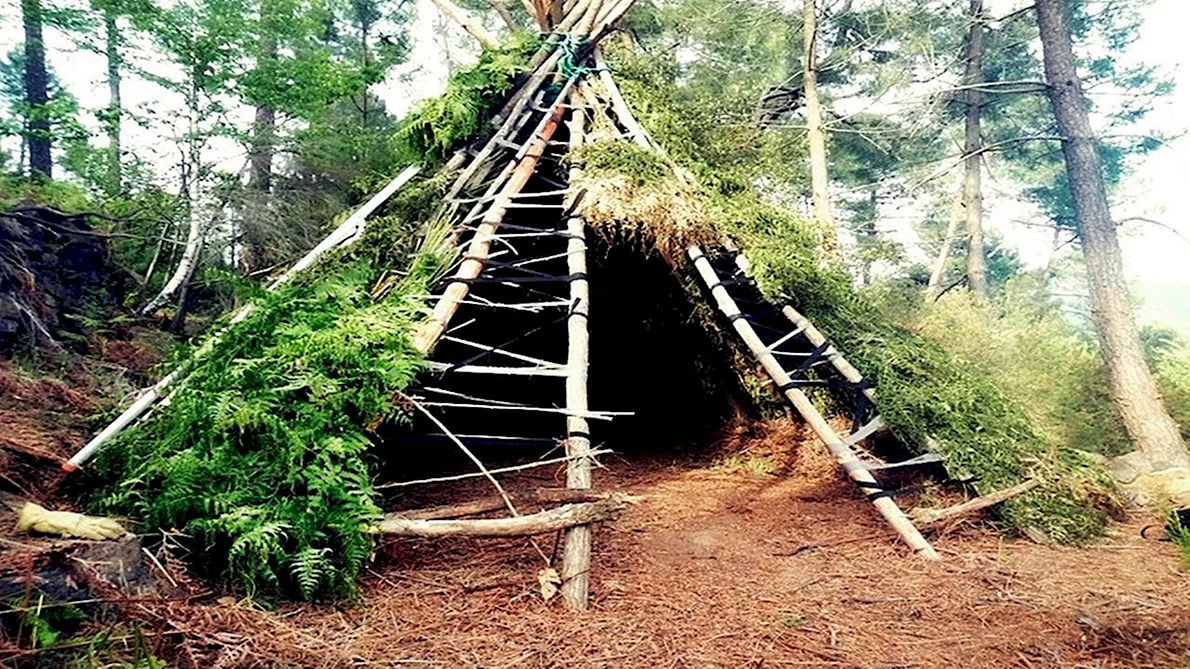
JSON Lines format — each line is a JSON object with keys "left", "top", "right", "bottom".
{"left": 802, "top": 0, "right": 837, "bottom": 256}
{"left": 104, "top": 8, "right": 122, "bottom": 195}
{"left": 22, "top": 0, "right": 52, "bottom": 178}
{"left": 962, "top": 0, "right": 988, "bottom": 299}
{"left": 1035, "top": 0, "right": 1189, "bottom": 467}
{"left": 249, "top": 100, "right": 275, "bottom": 192}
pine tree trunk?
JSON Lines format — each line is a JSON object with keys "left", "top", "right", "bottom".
{"left": 962, "top": 0, "right": 988, "bottom": 299}
{"left": 22, "top": 0, "right": 52, "bottom": 178}
{"left": 249, "top": 106, "right": 275, "bottom": 194}
{"left": 104, "top": 8, "right": 122, "bottom": 196}
{"left": 1035, "top": 0, "right": 1189, "bottom": 467}
{"left": 802, "top": 0, "right": 837, "bottom": 256}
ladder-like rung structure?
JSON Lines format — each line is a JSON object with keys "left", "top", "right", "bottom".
{"left": 688, "top": 245, "right": 939, "bottom": 559}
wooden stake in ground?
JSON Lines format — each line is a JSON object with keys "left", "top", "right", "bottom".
{"left": 560, "top": 91, "right": 594, "bottom": 611}
{"left": 688, "top": 246, "right": 939, "bottom": 560}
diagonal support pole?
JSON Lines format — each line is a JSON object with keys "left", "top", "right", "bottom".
{"left": 413, "top": 79, "right": 577, "bottom": 354}
{"left": 687, "top": 245, "right": 939, "bottom": 560}
{"left": 63, "top": 164, "right": 423, "bottom": 472}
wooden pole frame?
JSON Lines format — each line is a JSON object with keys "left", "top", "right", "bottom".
{"left": 560, "top": 89, "right": 594, "bottom": 611}
{"left": 414, "top": 79, "right": 576, "bottom": 354}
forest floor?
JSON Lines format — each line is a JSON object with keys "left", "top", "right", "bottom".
{"left": 2, "top": 363, "right": 1189, "bottom": 669}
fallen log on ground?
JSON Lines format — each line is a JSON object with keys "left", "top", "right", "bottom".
{"left": 373, "top": 496, "right": 630, "bottom": 537}
{"left": 909, "top": 479, "right": 1039, "bottom": 526}
{"left": 389, "top": 489, "right": 634, "bottom": 521}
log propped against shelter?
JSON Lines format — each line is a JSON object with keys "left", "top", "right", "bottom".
{"left": 66, "top": 0, "right": 960, "bottom": 612}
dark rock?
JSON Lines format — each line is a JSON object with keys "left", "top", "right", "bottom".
{"left": 0, "top": 206, "right": 112, "bottom": 352}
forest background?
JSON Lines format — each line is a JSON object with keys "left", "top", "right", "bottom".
{"left": 2, "top": 0, "right": 1187, "bottom": 331}
{"left": 2, "top": 0, "right": 1190, "bottom": 505}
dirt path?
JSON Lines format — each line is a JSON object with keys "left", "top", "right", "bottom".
{"left": 165, "top": 442, "right": 1190, "bottom": 669}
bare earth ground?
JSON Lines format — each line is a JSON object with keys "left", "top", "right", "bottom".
{"left": 1, "top": 361, "right": 1188, "bottom": 668}
{"left": 143, "top": 426, "right": 1190, "bottom": 669}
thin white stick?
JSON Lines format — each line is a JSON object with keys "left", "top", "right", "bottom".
{"left": 375, "top": 450, "right": 613, "bottom": 489}
{"left": 64, "top": 165, "right": 422, "bottom": 471}
{"left": 424, "top": 363, "right": 569, "bottom": 377}
{"left": 398, "top": 392, "right": 519, "bottom": 516}
{"left": 413, "top": 400, "right": 630, "bottom": 420}
{"left": 441, "top": 335, "right": 567, "bottom": 369}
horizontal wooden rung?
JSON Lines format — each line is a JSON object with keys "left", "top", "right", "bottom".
{"left": 843, "top": 416, "right": 887, "bottom": 446}
{"left": 413, "top": 400, "right": 632, "bottom": 420}
{"left": 425, "top": 362, "right": 567, "bottom": 377}
{"left": 860, "top": 452, "right": 943, "bottom": 472}
{"left": 764, "top": 326, "right": 807, "bottom": 352}
{"left": 373, "top": 497, "right": 630, "bottom": 537}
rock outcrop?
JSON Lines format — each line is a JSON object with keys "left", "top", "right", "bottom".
{"left": 0, "top": 207, "right": 110, "bottom": 351}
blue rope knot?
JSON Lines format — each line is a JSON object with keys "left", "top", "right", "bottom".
{"left": 542, "top": 31, "right": 593, "bottom": 80}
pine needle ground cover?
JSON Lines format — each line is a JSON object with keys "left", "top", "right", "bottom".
{"left": 92, "top": 181, "right": 452, "bottom": 600}
{"left": 586, "top": 61, "right": 1116, "bottom": 542}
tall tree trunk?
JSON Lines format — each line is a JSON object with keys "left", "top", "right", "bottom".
{"left": 244, "top": 12, "right": 277, "bottom": 276}
{"left": 249, "top": 90, "right": 275, "bottom": 191}
{"left": 356, "top": 5, "right": 372, "bottom": 126}
{"left": 104, "top": 7, "right": 122, "bottom": 196}
{"left": 248, "top": 105, "right": 275, "bottom": 187}
{"left": 1035, "top": 0, "right": 1189, "bottom": 467}
{"left": 962, "top": 0, "right": 988, "bottom": 299}
{"left": 250, "top": 0, "right": 277, "bottom": 195}
{"left": 802, "top": 0, "right": 837, "bottom": 256}
{"left": 22, "top": 0, "right": 52, "bottom": 178}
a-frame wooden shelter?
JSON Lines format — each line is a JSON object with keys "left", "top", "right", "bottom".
{"left": 66, "top": 0, "right": 939, "bottom": 611}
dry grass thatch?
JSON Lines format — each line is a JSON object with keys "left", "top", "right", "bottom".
{"left": 569, "top": 142, "right": 715, "bottom": 261}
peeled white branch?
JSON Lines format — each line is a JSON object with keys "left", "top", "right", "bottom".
{"left": 64, "top": 165, "right": 421, "bottom": 472}
{"left": 373, "top": 498, "right": 628, "bottom": 537}
{"left": 429, "top": 0, "right": 499, "bottom": 49}
{"left": 140, "top": 210, "right": 203, "bottom": 316}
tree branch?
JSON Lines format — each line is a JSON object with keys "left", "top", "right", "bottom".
{"left": 429, "top": 0, "right": 499, "bottom": 49}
